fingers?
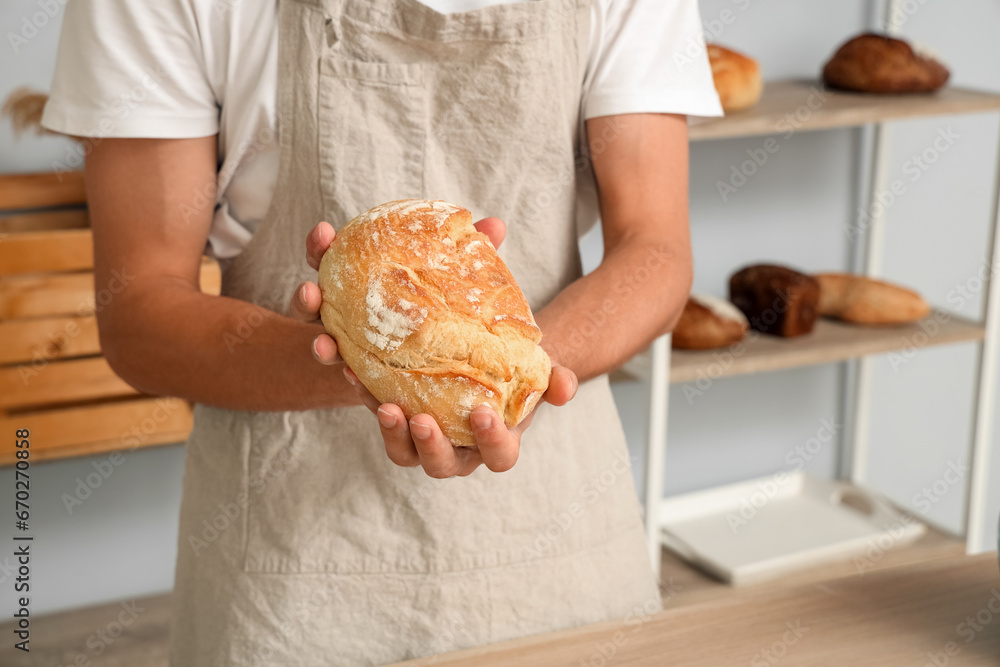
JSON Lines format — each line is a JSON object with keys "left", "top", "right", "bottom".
{"left": 398, "top": 414, "right": 480, "bottom": 478}
{"left": 473, "top": 216, "right": 506, "bottom": 250}
{"left": 290, "top": 281, "right": 323, "bottom": 323}
{"left": 306, "top": 221, "right": 336, "bottom": 270}
{"left": 409, "top": 415, "right": 463, "bottom": 478}
{"left": 312, "top": 334, "right": 341, "bottom": 365}
{"left": 471, "top": 405, "right": 519, "bottom": 472}
{"left": 343, "top": 367, "right": 381, "bottom": 412}
{"left": 378, "top": 404, "right": 420, "bottom": 467}
{"left": 544, "top": 364, "right": 578, "bottom": 407}
{"left": 379, "top": 406, "right": 480, "bottom": 475}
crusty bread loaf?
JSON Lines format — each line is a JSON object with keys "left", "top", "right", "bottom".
{"left": 816, "top": 273, "right": 930, "bottom": 325}
{"left": 319, "top": 200, "right": 551, "bottom": 447}
{"left": 822, "top": 33, "right": 949, "bottom": 94}
{"left": 707, "top": 44, "right": 763, "bottom": 112}
{"left": 673, "top": 293, "right": 749, "bottom": 350}
{"left": 729, "top": 265, "right": 820, "bottom": 338}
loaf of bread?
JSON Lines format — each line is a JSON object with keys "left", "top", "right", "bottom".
{"left": 673, "top": 293, "right": 749, "bottom": 350}
{"left": 822, "top": 33, "right": 949, "bottom": 94}
{"left": 816, "top": 273, "right": 930, "bottom": 325}
{"left": 729, "top": 265, "right": 820, "bottom": 338}
{"left": 319, "top": 200, "right": 551, "bottom": 447}
{"left": 707, "top": 44, "right": 763, "bottom": 112}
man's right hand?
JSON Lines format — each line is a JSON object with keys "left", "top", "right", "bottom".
{"left": 285, "top": 217, "right": 579, "bottom": 481}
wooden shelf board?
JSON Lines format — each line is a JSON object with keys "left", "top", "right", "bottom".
{"left": 613, "top": 309, "right": 984, "bottom": 385}
{"left": 0, "top": 397, "right": 192, "bottom": 466}
{"left": 689, "top": 80, "right": 1000, "bottom": 142}
{"left": 0, "top": 171, "right": 86, "bottom": 211}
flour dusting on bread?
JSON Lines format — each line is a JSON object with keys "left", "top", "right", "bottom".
{"left": 319, "top": 199, "right": 551, "bottom": 446}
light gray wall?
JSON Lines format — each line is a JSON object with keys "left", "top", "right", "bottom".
{"left": 2, "top": 0, "right": 998, "bottom": 617}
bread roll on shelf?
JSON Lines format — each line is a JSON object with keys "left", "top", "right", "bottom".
{"left": 822, "top": 33, "right": 950, "bottom": 94}
{"left": 816, "top": 273, "right": 930, "bottom": 325}
{"left": 707, "top": 44, "right": 763, "bottom": 112}
{"left": 319, "top": 200, "right": 550, "bottom": 446}
{"left": 673, "top": 293, "right": 749, "bottom": 350}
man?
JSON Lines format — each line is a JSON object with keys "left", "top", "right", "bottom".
{"left": 42, "top": 0, "right": 721, "bottom": 663}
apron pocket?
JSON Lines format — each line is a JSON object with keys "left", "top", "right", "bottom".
{"left": 317, "top": 54, "right": 426, "bottom": 225}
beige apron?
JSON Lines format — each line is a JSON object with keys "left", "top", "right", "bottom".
{"left": 169, "top": 0, "right": 660, "bottom": 664}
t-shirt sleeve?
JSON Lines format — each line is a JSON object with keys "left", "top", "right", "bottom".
{"left": 583, "top": 0, "right": 723, "bottom": 120}
{"left": 40, "top": 0, "right": 219, "bottom": 138}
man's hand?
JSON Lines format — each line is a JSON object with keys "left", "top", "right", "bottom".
{"left": 288, "top": 217, "right": 577, "bottom": 478}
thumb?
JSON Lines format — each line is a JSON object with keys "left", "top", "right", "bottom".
{"left": 473, "top": 216, "right": 506, "bottom": 250}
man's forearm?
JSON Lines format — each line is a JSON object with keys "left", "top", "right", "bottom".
{"left": 101, "top": 284, "right": 359, "bottom": 411}
{"left": 535, "top": 236, "right": 692, "bottom": 382}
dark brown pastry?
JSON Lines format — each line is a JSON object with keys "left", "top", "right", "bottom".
{"left": 822, "top": 33, "right": 949, "bottom": 94}
{"left": 729, "top": 265, "right": 820, "bottom": 338}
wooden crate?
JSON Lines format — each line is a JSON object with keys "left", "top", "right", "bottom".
{"left": 0, "top": 171, "right": 221, "bottom": 465}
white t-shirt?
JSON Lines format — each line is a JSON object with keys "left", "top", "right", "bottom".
{"left": 42, "top": 0, "right": 722, "bottom": 260}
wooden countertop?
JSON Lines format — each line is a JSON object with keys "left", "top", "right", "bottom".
{"left": 4, "top": 553, "right": 997, "bottom": 666}
{"left": 392, "top": 554, "right": 1000, "bottom": 666}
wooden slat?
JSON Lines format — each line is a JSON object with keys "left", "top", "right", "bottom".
{"left": 199, "top": 256, "right": 222, "bottom": 295}
{"left": 0, "top": 170, "right": 86, "bottom": 210}
{"left": 0, "top": 272, "right": 93, "bottom": 319}
{"left": 0, "top": 315, "right": 99, "bottom": 364}
{"left": 689, "top": 81, "right": 1000, "bottom": 142}
{"left": 0, "top": 356, "right": 136, "bottom": 410}
{"left": 0, "top": 257, "right": 220, "bottom": 319}
{"left": 0, "top": 228, "right": 93, "bottom": 276}
{"left": 391, "top": 554, "right": 1000, "bottom": 667}
{"left": 615, "top": 309, "right": 985, "bottom": 384}
{"left": 0, "top": 208, "right": 88, "bottom": 233}
{"left": 0, "top": 397, "right": 192, "bottom": 465}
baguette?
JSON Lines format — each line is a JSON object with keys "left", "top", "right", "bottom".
{"left": 816, "top": 273, "right": 930, "bottom": 325}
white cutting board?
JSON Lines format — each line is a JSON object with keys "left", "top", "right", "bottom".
{"left": 659, "top": 471, "right": 926, "bottom": 586}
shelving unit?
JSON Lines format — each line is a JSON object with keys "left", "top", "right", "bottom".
{"left": 687, "top": 80, "right": 1000, "bottom": 141}
{"left": 629, "top": 80, "right": 1000, "bottom": 579}
{"left": 616, "top": 309, "right": 985, "bottom": 385}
